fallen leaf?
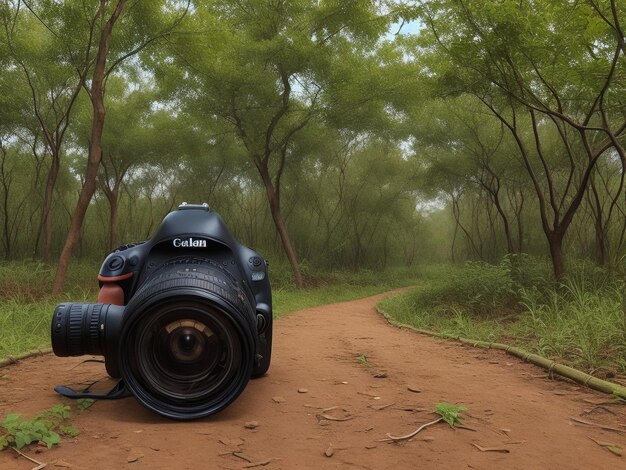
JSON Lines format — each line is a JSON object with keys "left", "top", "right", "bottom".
{"left": 472, "top": 443, "right": 510, "bottom": 453}
{"left": 407, "top": 386, "right": 421, "bottom": 393}
{"left": 53, "top": 460, "right": 73, "bottom": 468}
{"left": 365, "top": 444, "right": 377, "bottom": 449}
{"left": 588, "top": 436, "right": 623, "bottom": 456}
{"left": 127, "top": 450, "right": 144, "bottom": 463}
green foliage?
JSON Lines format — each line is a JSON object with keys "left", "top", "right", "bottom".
{"left": 76, "top": 399, "right": 95, "bottom": 412}
{"left": 380, "top": 259, "right": 626, "bottom": 374}
{"left": 0, "top": 404, "right": 73, "bottom": 450}
{"left": 410, "top": 261, "right": 517, "bottom": 315}
{"left": 357, "top": 354, "right": 368, "bottom": 365}
{"left": 434, "top": 402, "right": 466, "bottom": 427}
{"left": 0, "top": 262, "right": 94, "bottom": 359}
{"left": 61, "top": 426, "right": 79, "bottom": 437}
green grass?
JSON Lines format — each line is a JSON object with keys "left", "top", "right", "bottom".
{"left": 0, "top": 261, "right": 419, "bottom": 359}
{"left": 379, "top": 257, "right": 626, "bottom": 376}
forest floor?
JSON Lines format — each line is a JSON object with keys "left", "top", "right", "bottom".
{"left": 1, "top": 290, "right": 625, "bottom": 469}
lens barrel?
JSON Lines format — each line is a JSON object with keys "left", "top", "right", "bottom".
{"left": 51, "top": 303, "right": 124, "bottom": 357}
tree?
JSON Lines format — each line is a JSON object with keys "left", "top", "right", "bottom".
{"left": 416, "top": 0, "right": 626, "bottom": 278}
{"left": 1, "top": 2, "right": 89, "bottom": 261}
{"left": 52, "top": 0, "right": 190, "bottom": 294}
{"left": 161, "top": 0, "right": 409, "bottom": 287}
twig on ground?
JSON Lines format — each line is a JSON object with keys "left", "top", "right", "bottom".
{"left": 243, "top": 459, "right": 277, "bottom": 468}
{"left": 456, "top": 424, "right": 477, "bottom": 432}
{"left": 232, "top": 452, "right": 254, "bottom": 463}
{"left": 379, "top": 417, "right": 443, "bottom": 442}
{"left": 317, "top": 413, "right": 354, "bottom": 421}
{"left": 582, "top": 406, "right": 617, "bottom": 416}
{"left": 471, "top": 443, "right": 510, "bottom": 453}
{"left": 587, "top": 436, "right": 623, "bottom": 456}
{"left": 369, "top": 403, "right": 394, "bottom": 411}
{"left": 11, "top": 447, "right": 46, "bottom": 469}
{"left": 569, "top": 416, "right": 625, "bottom": 433}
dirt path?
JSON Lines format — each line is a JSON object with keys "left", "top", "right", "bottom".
{"left": 1, "top": 291, "right": 625, "bottom": 469}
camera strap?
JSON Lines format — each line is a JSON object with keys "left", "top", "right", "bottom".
{"left": 54, "top": 380, "right": 131, "bottom": 400}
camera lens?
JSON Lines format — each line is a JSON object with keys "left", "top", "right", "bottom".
{"left": 118, "top": 259, "right": 257, "bottom": 420}
{"left": 51, "top": 303, "right": 123, "bottom": 357}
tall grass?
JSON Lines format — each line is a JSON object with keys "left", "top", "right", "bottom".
{"left": 379, "top": 256, "right": 626, "bottom": 375}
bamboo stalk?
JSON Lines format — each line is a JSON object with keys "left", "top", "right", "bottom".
{"left": 0, "top": 348, "right": 52, "bottom": 369}
{"left": 376, "top": 306, "right": 626, "bottom": 400}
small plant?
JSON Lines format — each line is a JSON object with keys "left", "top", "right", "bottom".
{"left": 357, "top": 354, "right": 368, "bottom": 365}
{"left": 77, "top": 398, "right": 95, "bottom": 411}
{"left": 0, "top": 404, "right": 79, "bottom": 451}
{"left": 384, "top": 402, "right": 469, "bottom": 442}
{"left": 435, "top": 402, "right": 466, "bottom": 427}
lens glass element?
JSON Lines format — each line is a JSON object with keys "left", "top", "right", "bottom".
{"left": 127, "top": 301, "right": 242, "bottom": 403}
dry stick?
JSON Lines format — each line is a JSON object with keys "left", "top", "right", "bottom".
{"left": 380, "top": 417, "right": 443, "bottom": 442}
{"left": 0, "top": 349, "right": 52, "bottom": 368}
{"left": 569, "top": 417, "right": 625, "bottom": 433}
{"left": 243, "top": 460, "right": 276, "bottom": 468}
{"left": 587, "top": 436, "right": 623, "bottom": 456}
{"left": 317, "top": 413, "right": 354, "bottom": 421}
{"left": 11, "top": 447, "right": 46, "bottom": 469}
{"left": 232, "top": 452, "right": 254, "bottom": 463}
{"left": 471, "top": 443, "right": 510, "bottom": 453}
{"left": 376, "top": 307, "right": 626, "bottom": 400}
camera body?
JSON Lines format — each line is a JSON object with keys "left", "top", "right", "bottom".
{"left": 51, "top": 203, "right": 272, "bottom": 419}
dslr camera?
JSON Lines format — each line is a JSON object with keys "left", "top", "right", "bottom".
{"left": 51, "top": 203, "right": 272, "bottom": 420}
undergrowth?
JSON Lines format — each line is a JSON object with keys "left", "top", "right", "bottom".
{"left": 0, "top": 403, "right": 89, "bottom": 451}
{"left": 379, "top": 255, "right": 626, "bottom": 376}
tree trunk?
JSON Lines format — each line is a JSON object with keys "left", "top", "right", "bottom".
{"left": 548, "top": 231, "right": 565, "bottom": 280}
{"left": 101, "top": 181, "right": 120, "bottom": 250}
{"left": 0, "top": 147, "right": 12, "bottom": 258}
{"left": 109, "top": 191, "right": 119, "bottom": 250}
{"left": 41, "top": 151, "right": 60, "bottom": 263}
{"left": 258, "top": 165, "right": 303, "bottom": 288}
{"left": 53, "top": 0, "right": 127, "bottom": 295}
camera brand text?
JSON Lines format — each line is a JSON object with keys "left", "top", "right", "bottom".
{"left": 173, "top": 238, "right": 207, "bottom": 248}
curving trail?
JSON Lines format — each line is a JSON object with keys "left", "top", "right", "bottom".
{"left": 1, "top": 291, "right": 625, "bottom": 469}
